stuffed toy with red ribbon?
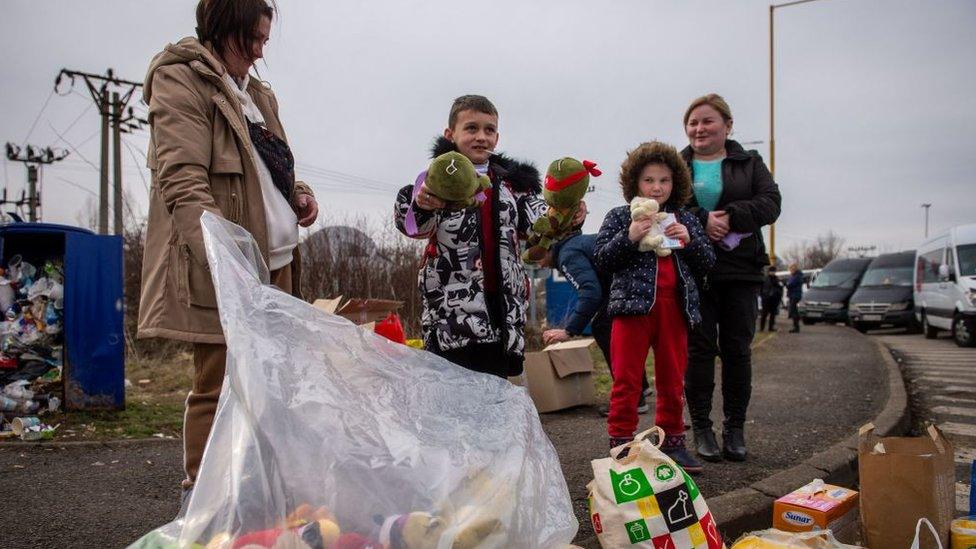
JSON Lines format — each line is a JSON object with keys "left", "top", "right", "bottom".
{"left": 522, "top": 157, "right": 601, "bottom": 263}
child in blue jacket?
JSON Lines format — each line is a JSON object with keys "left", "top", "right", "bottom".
{"left": 542, "top": 232, "right": 651, "bottom": 415}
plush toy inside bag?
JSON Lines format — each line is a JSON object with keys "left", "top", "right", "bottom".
{"left": 128, "top": 212, "right": 577, "bottom": 549}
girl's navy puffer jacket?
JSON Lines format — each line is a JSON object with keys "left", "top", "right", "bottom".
{"left": 594, "top": 205, "right": 715, "bottom": 328}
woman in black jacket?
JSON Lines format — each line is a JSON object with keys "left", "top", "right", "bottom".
{"left": 681, "top": 94, "right": 782, "bottom": 463}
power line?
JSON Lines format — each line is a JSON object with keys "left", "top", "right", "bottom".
{"left": 56, "top": 102, "right": 95, "bottom": 141}
{"left": 47, "top": 122, "right": 98, "bottom": 171}
{"left": 23, "top": 89, "right": 56, "bottom": 144}
{"left": 121, "top": 138, "right": 150, "bottom": 196}
{"left": 54, "top": 67, "right": 147, "bottom": 235}
{"left": 54, "top": 176, "right": 98, "bottom": 197}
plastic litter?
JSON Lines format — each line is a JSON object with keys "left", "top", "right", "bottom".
{"left": 128, "top": 212, "right": 577, "bottom": 548}
{"left": 0, "top": 253, "right": 65, "bottom": 432}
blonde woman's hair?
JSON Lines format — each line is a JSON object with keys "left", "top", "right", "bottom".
{"left": 684, "top": 93, "right": 733, "bottom": 126}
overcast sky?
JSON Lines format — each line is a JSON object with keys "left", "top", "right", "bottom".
{"left": 2, "top": 0, "right": 974, "bottom": 258}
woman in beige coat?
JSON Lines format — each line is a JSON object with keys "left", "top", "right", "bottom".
{"left": 137, "top": 0, "right": 317, "bottom": 497}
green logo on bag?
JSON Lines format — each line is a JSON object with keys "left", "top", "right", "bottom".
{"left": 625, "top": 518, "right": 651, "bottom": 544}
{"left": 655, "top": 463, "right": 675, "bottom": 482}
{"left": 610, "top": 468, "right": 653, "bottom": 504}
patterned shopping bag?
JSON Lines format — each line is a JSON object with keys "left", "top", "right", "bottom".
{"left": 588, "top": 427, "right": 725, "bottom": 548}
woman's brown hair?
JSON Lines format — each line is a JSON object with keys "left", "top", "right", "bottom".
{"left": 683, "top": 93, "right": 733, "bottom": 126}
{"left": 195, "top": 0, "right": 276, "bottom": 59}
{"left": 618, "top": 141, "right": 692, "bottom": 207}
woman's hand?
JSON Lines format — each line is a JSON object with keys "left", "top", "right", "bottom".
{"left": 706, "top": 210, "right": 730, "bottom": 241}
{"left": 629, "top": 218, "right": 654, "bottom": 243}
{"left": 415, "top": 182, "right": 446, "bottom": 211}
{"left": 665, "top": 222, "right": 690, "bottom": 244}
{"left": 543, "top": 328, "right": 570, "bottom": 345}
{"left": 296, "top": 194, "right": 319, "bottom": 227}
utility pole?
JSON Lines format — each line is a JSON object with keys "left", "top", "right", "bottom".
{"left": 55, "top": 68, "right": 146, "bottom": 235}
{"left": 0, "top": 189, "right": 30, "bottom": 221}
{"left": 769, "top": 0, "right": 829, "bottom": 265}
{"left": 112, "top": 92, "right": 123, "bottom": 235}
{"left": 5, "top": 143, "right": 69, "bottom": 222}
{"left": 921, "top": 203, "right": 931, "bottom": 239}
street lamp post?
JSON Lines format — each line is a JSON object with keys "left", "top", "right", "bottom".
{"left": 769, "top": 0, "right": 828, "bottom": 265}
{"left": 922, "top": 203, "right": 931, "bottom": 238}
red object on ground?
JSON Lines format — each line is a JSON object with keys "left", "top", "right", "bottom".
{"left": 232, "top": 528, "right": 283, "bottom": 548}
{"left": 373, "top": 312, "right": 406, "bottom": 344}
{"left": 0, "top": 356, "right": 17, "bottom": 369}
{"left": 607, "top": 256, "right": 688, "bottom": 438}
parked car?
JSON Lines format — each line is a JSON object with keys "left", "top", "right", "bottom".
{"left": 798, "top": 258, "right": 872, "bottom": 325}
{"left": 848, "top": 251, "right": 917, "bottom": 333}
{"left": 914, "top": 223, "right": 976, "bottom": 347}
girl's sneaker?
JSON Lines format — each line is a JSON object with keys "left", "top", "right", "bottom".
{"left": 662, "top": 433, "right": 703, "bottom": 475}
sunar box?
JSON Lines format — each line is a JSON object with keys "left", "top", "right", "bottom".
{"left": 773, "top": 480, "right": 859, "bottom": 542}
{"left": 512, "top": 339, "right": 595, "bottom": 413}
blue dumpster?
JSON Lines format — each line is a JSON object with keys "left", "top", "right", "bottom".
{"left": 545, "top": 270, "right": 592, "bottom": 335}
{"left": 0, "top": 222, "right": 124, "bottom": 410}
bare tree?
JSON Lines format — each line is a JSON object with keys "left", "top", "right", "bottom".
{"left": 300, "top": 214, "right": 424, "bottom": 337}
{"left": 781, "top": 230, "right": 846, "bottom": 269}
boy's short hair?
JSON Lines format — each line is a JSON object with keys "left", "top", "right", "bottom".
{"left": 618, "top": 141, "right": 692, "bottom": 207}
{"left": 448, "top": 95, "right": 498, "bottom": 130}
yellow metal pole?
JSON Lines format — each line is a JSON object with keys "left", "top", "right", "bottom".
{"left": 769, "top": 4, "right": 777, "bottom": 266}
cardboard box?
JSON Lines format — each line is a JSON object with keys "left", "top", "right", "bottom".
{"left": 513, "top": 339, "right": 595, "bottom": 413}
{"left": 773, "top": 480, "right": 859, "bottom": 543}
{"left": 312, "top": 295, "right": 402, "bottom": 327}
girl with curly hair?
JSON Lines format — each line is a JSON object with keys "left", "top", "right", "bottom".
{"left": 594, "top": 141, "right": 715, "bottom": 472}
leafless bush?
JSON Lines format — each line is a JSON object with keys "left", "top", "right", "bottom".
{"left": 300, "top": 214, "right": 424, "bottom": 338}
{"left": 781, "top": 230, "right": 846, "bottom": 269}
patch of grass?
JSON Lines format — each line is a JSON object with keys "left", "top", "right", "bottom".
{"left": 48, "top": 400, "right": 184, "bottom": 440}
{"left": 125, "top": 350, "right": 194, "bottom": 400}
{"left": 33, "top": 351, "right": 193, "bottom": 441}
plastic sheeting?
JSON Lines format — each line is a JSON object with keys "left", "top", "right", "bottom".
{"left": 130, "top": 212, "right": 577, "bottom": 548}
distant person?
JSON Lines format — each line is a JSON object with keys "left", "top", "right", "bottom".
{"left": 138, "top": 0, "right": 319, "bottom": 504}
{"left": 681, "top": 93, "right": 782, "bottom": 464}
{"left": 541, "top": 232, "right": 651, "bottom": 417}
{"left": 394, "top": 95, "right": 582, "bottom": 377}
{"left": 760, "top": 266, "right": 784, "bottom": 331}
{"left": 786, "top": 264, "right": 804, "bottom": 333}
{"left": 594, "top": 141, "right": 715, "bottom": 473}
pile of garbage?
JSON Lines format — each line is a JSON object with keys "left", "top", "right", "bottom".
{"left": 0, "top": 255, "right": 64, "bottom": 439}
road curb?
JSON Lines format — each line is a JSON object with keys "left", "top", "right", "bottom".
{"left": 0, "top": 436, "right": 180, "bottom": 448}
{"left": 711, "top": 333, "right": 910, "bottom": 541}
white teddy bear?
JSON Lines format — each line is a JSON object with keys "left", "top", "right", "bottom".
{"left": 630, "top": 197, "right": 672, "bottom": 257}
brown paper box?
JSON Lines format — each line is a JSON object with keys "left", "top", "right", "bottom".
{"left": 513, "top": 339, "right": 595, "bottom": 413}
{"left": 312, "top": 295, "right": 402, "bottom": 325}
{"left": 858, "top": 423, "right": 954, "bottom": 549}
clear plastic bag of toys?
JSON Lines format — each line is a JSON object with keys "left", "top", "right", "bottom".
{"left": 128, "top": 212, "right": 578, "bottom": 549}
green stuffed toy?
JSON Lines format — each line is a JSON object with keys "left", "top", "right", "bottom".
{"left": 424, "top": 151, "right": 491, "bottom": 210}
{"left": 522, "top": 157, "right": 601, "bottom": 263}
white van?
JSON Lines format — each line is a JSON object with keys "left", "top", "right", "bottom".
{"left": 914, "top": 223, "right": 976, "bottom": 346}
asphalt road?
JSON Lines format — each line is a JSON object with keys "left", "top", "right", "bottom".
{"left": 877, "top": 330, "right": 976, "bottom": 516}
